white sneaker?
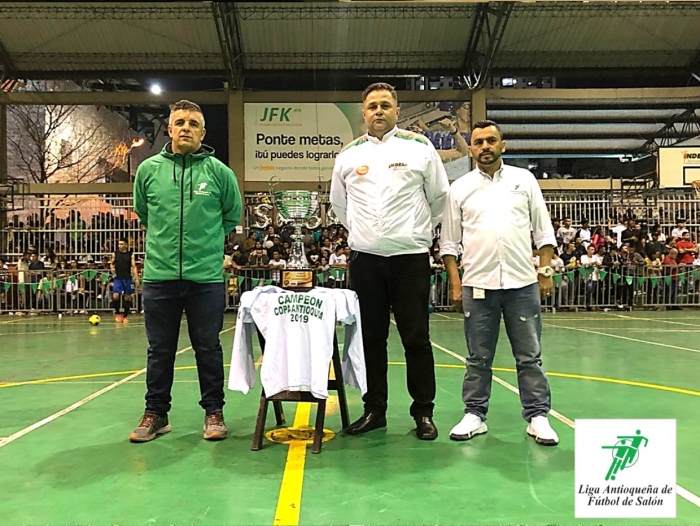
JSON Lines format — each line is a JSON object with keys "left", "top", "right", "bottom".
{"left": 449, "top": 413, "right": 488, "bottom": 441}
{"left": 527, "top": 415, "right": 559, "bottom": 446}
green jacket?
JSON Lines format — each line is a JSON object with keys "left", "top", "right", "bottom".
{"left": 133, "top": 143, "right": 242, "bottom": 283}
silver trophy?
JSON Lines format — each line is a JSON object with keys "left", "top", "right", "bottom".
{"left": 271, "top": 189, "right": 319, "bottom": 268}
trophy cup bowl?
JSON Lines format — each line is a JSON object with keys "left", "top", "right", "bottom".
{"left": 271, "top": 190, "right": 319, "bottom": 290}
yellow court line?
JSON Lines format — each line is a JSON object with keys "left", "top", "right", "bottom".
{"left": 0, "top": 361, "right": 260, "bottom": 389}
{"left": 391, "top": 361, "right": 700, "bottom": 398}
{"left": 544, "top": 370, "right": 700, "bottom": 397}
{"left": 274, "top": 403, "right": 312, "bottom": 526}
{"left": 0, "top": 324, "right": 236, "bottom": 449}
{"left": 0, "top": 369, "right": 142, "bottom": 388}
{"left": 8, "top": 362, "right": 700, "bottom": 399}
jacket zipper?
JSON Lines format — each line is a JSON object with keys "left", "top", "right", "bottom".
{"left": 179, "top": 156, "right": 185, "bottom": 280}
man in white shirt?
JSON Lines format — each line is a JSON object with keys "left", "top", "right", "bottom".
{"left": 575, "top": 219, "right": 592, "bottom": 248}
{"left": 328, "top": 244, "right": 348, "bottom": 287}
{"left": 268, "top": 250, "right": 287, "bottom": 285}
{"left": 330, "top": 82, "right": 449, "bottom": 440}
{"left": 557, "top": 217, "right": 576, "bottom": 246}
{"left": 440, "top": 120, "right": 560, "bottom": 446}
{"left": 671, "top": 217, "right": 688, "bottom": 239}
{"left": 580, "top": 244, "right": 603, "bottom": 310}
{"left": 609, "top": 215, "right": 628, "bottom": 248}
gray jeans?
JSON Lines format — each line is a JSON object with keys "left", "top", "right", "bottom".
{"left": 460, "top": 283, "right": 551, "bottom": 422}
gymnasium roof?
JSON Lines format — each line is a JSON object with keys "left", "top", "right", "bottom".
{"left": 0, "top": 1, "right": 698, "bottom": 89}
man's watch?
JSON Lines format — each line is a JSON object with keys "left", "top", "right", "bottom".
{"left": 537, "top": 266, "right": 554, "bottom": 278}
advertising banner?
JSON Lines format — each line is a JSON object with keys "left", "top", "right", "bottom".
{"left": 658, "top": 146, "right": 700, "bottom": 188}
{"left": 245, "top": 101, "right": 471, "bottom": 182}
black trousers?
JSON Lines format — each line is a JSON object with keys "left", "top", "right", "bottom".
{"left": 349, "top": 251, "right": 435, "bottom": 418}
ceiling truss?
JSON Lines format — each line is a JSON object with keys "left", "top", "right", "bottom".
{"left": 212, "top": 2, "right": 245, "bottom": 89}
{"left": 461, "top": 2, "right": 513, "bottom": 90}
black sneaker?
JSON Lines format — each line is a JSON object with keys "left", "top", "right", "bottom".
{"left": 129, "top": 412, "right": 171, "bottom": 443}
{"left": 203, "top": 411, "right": 228, "bottom": 441}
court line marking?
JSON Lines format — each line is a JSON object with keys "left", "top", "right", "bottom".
{"left": 0, "top": 369, "right": 143, "bottom": 388}
{"left": 0, "top": 325, "right": 236, "bottom": 449}
{"left": 0, "top": 327, "right": 145, "bottom": 337}
{"left": 0, "top": 318, "right": 36, "bottom": 325}
{"left": 0, "top": 316, "right": 224, "bottom": 334}
{"left": 428, "top": 340, "right": 700, "bottom": 508}
{"left": 563, "top": 328, "right": 700, "bottom": 332}
{"left": 6, "top": 362, "right": 700, "bottom": 400}
{"left": 397, "top": 362, "right": 700, "bottom": 398}
{"left": 436, "top": 312, "right": 700, "bottom": 322}
{"left": 0, "top": 371, "right": 145, "bottom": 449}
{"left": 429, "top": 320, "right": 700, "bottom": 332}
{"left": 435, "top": 311, "right": 700, "bottom": 322}
{"left": 5, "top": 311, "right": 698, "bottom": 517}
{"left": 606, "top": 312, "right": 700, "bottom": 329}
{"left": 4, "top": 333, "right": 699, "bottom": 519}
{"left": 542, "top": 323, "right": 700, "bottom": 355}
{"left": 0, "top": 358, "right": 261, "bottom": 389}
{"left": 8, "top": 380, "right": 205, "bottom": 385}
{"left": 273, "top": 402, "right": 311, "bottom": 526}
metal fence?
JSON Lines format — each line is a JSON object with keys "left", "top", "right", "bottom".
{"left": 543, "top": 264, "right": 700, "bottom": 311}
{"left": 430, "top": 265, "right": 700, "bottom": 312}
{"left": 0, "top": 268, "right": 139, "bottom": 315}
{"left": 2, "top": 189, "right": 700, "bottom": 315}
{"left": 2, "top": 265, "right": 698, "bottom": 315}
{"left": 0, "top": 266, "right": 351, "bottom": 315}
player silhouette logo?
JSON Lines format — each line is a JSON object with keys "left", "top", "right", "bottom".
{"left": 601, "top": 429, "right": 649, "bottom": 481}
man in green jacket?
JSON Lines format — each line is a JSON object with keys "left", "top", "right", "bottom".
{"left": 130, "top": 100, "right": 242, "bottom": 443}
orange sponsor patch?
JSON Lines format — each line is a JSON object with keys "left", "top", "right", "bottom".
{"left": 355, "top": 165, "right": 369, "bottom": 176}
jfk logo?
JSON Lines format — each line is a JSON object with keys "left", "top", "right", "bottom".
{"left": 194, "top": 181, "right": 211, "bottom": 196}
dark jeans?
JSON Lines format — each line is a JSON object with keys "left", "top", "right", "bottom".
{"left": 143, "top": 281, "right": 226, "bottom": 416}
{"left": 461, "top": 283, "right": 551, "bottom": 422}
{"left": 349, "top": 251, "right": 435, "bottom": 418}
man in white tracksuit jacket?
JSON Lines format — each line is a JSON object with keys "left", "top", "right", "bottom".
{"left": 330, "top": 82, "right": 449, "bottom": 440}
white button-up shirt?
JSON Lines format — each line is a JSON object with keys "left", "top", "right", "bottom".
{"left": 330, "top": 127, "right": 449, "bottom": 257}
{"left": 440, "top": 163, "right": 556, "bottom": 290}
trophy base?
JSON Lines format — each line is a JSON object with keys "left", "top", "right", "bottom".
{"left": 281, "top": 269, "right": 315, "bottom": 292}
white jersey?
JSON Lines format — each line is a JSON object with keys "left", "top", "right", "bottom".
{"left": 228, "top": 287, "right": 366, "bottom": 399}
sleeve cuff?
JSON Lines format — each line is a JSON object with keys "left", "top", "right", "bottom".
{"left": 533, "top": 233, "right": 557, "bottom": 250}
{"left": 439, "top": 241, "right": 460, "bottom": 258}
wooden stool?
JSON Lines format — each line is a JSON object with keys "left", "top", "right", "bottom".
{"left": 251, "top": 334, "right": 351, "bottom": 454}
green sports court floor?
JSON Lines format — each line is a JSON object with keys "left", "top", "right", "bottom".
{"left": 1, "top": 310, "right": 699, "bottom": 525}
